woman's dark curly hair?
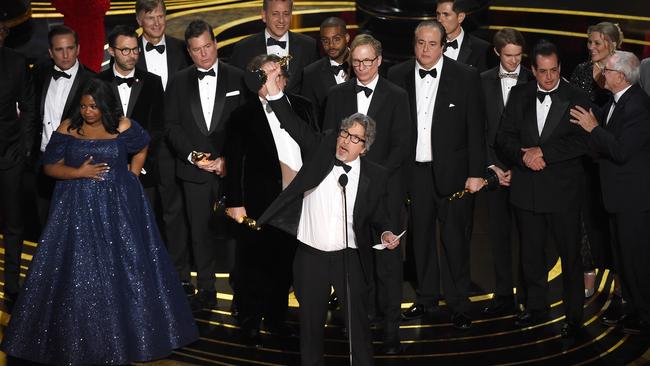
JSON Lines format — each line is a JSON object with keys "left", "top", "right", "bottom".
{"left": 68, "top": 78, "right": 122, "bottom": 135}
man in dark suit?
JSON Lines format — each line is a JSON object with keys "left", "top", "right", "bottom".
{"left": 570, "top": 51, "right": 650, "bottom": 335}
{"left": 0, "top": 20, "right": 35, "bottom": 306}
{"left": 496, "top": 40, "right": 590, "bottom": 338}
{"left": 300, "top": 16, "right": 350, "bottom": 128}
{"left": 436, "top": 0, "right": 490, "bottom": 72}
{"left": 165, "top": 20, "right": 245, "bottom": 310}
{"left": 32, "top": 25, "right": 94, "bottom": 227}
{"left": 224, "top": 54, "right": 317, "bottom": 344}
{"left": 135, "top": 0, "right": 193, "bottom": 295}
{"left": 228, "top": 0, "right": 319, "bottom": 94}
{"left": 97, "top": 25, "right": 164, "bottom": 201}
{"left": 322, "top": 33, "right": 411, "bottom": 354}
{"left": 387, "top": 20, "right": 485, "bottom": 330}
{"left": 480, "top": 28, "right": 533, "bottom": 315}
{"left": 258, "top": 62, "right": 401, "bottom": 364}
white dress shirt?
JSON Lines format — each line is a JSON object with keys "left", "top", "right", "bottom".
{"left": 443, "top": 28, "right": 465, "bottom": 61}
{"left": 330, "top": 59, "right": 347, "bottom": 84}
{"left": 500, "top": 64, "right": 520, "bottom": 105}
{"left": 114, "top": 66, "right": 135, "bottom": 116}
{"left": 265, "top": 29, "right": 289, "bottom": 59}
{"left": 142, "top": 35, "right": 169, "bottom": 90}
{"left": 41, "top": 60, "right": 80, "bottom": 152}
{"left": 197, "top": 60, "right": 219, "bottom": 130}
{"left": 415, "top": 58, "right": 443, "bottom": 162}
{"left": 536, "top": 81, "right": 560, "bottom": 136}
{"left": 356, "top": 74, "right": 379, "bottom": 115}
{"left": 298, "top": 157, "right": 360, "bottom": 251}
{"left": 260, "top": 97, "right": 303, "bottom": 172}
{"left": 607, "top": 85, "right": 632, "bottom": 125}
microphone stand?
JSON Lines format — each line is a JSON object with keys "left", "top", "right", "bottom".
{"left": 338, "top": 173, "right": 353, "bottom": 366}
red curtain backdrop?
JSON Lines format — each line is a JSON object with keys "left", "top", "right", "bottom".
{"left": 52, "top": 0, "right": 110, "bottom": 72}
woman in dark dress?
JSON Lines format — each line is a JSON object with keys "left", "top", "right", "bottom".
{"left": 2, "top": 79, "right": 198, "bottom": 365}
{"left": 570, "top": 22, "right": 624, "bottom": 298}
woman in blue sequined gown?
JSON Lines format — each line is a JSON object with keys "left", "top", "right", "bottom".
{"left": 2, "top": 79, "right": 198, "bottom": 365}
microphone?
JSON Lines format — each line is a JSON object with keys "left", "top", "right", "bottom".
{"left": 338, "top": 173, "right": 348, "bottom": 188}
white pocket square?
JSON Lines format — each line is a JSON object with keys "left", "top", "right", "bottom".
{"left": 226, "top": 90, "right": 240, "bottom": 97}
{"left": 449, "top": 103, "right": 456, "bottom": 107}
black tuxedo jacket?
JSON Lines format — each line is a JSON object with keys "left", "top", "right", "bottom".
{"left": 387, "top": 57, "right": 486, "bottom": 196}
{"left": 258, "top": 95, "right": 399, "bottom": 283}
{"left": 228, "top": 31, "right": 319, "bottom": 94}
{"left": 589, "top": 84, "right": 650, "bottom": 213}
{"left": 321, "top": 77, "right": 412, "bottom": 176}
{"left": 32, "top": 59, "right": 94, "bottom": 152}
{"left": 0, "top": 47, "right": 35, "bottom": 169}
{"left": 481, "top": 65, "right": 534, "bottom": 169}
{"left": 456, "top": 33, "right": 491, "bottom": 72}
{"left": 225, "top": 93, "right": 317, "bottom": 218}
{"left": 136, "top": 35, "right": 191, "bottom": 80}
{"left": 97, "top": 68, "right": 165, "bottom": 187}
{"left": 496, "top": 80, "right": 590, "bottom": 213}
{"left": 300, "top": 56, "right": 343, "bottom": 127}
{"left": 165, "top": 61, "right": 245, "bottom": 183}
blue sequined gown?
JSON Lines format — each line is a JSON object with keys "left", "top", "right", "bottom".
{"left": 2, "top": 121, "right": 199, "bottom": 365}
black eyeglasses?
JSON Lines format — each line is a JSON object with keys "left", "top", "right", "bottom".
{"left": 339, "top": 129, "right": 365, "bottom": 144}
{"left": 351, "top": 56, "right": 378, "bottom": 67}
{"left": 113, "top": 47, "right": 140, "bottom": 56}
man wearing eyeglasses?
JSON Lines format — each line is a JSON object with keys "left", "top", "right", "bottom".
{"left": 388, "top": 20, "right": 486, "bottom": 331}
{"left": 570, "top": 51, "right": 650, "bottom": 336}
{"left": 300, "top": 17, "right": 351, "bottom": 129}
{"left": 228, "top": 0, "right": 318, "bottom": 93}
{"left": 322, "top": 33, "right": 411, "bottom": 355}
{"left": 496, "top": 40, "right": 590, "bottom": 338}
{"left": 32, "top": 25, "right": 95, "bottom": 227}
{"left": 97, "top": 25, "right": 165, "bottom": 202}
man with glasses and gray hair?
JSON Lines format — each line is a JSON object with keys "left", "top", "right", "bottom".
{"left": 570, "top": 50, "right": 650, "bottom": 336}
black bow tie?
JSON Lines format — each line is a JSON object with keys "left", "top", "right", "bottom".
{"left": 355, "top": 84, "right": 373, "bottom": 97}
{"left": 52, "top": 69, "right": 71, "bottom": 80}
{"left": 499, "top": 72, "right": 518, "bottom": 79}
{"left": 536, "top": 90, "right": 556, "bottom": 103}
{"left": 145, "top": 42, "right": 165, "bottom": 54}
{"left": 115, "top": 76, "right": 135, "bottom": 87}
{"left": 419, "top": 68, "right": 437, "bottom": 79}
{"left": 447, "top": 39, "right": 459, "bottom": 50}
{"left": 330, "top": 62, "right": 348, "bottom": 75}
{"left": 197, "top": 68, "right": 216, "bottom": 80}
{"left": 334, "top": 158, "right": 351, "bottom": 173}
{"left": 266, "top": 37, "right": 287, "bottom": 49}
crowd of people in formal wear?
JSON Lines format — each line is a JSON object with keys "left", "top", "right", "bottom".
{"left": 1, "top": 0, "right": 650, "bottom": 364}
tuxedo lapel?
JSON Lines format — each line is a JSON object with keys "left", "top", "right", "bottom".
{"left": 367, "top": 78, "right": 388, "bottom": 118}
{"left": 491, "top": 70, "right": 505, "bottom": 112}
{"left": 136, "top": 37, "right": 148, "bottom": 71}
{"left": 39, "top": 71, "right": 52, "bottom": 119}
{"left": 432, "top": 61, "right": 452, "bottom": 127}
{"left": 252, "top": 101, "right": 279, "bottom": 160}
{"left": 405, "top": 61, "right": 417, "bottom": 124}
{"left": 523, "top": 86, "right": 540, "bottom": 142}
{"left": 319, "top": 58, "right": 337, "bottom": 90}
{"left": 62, "top": 68, "right": 85, "bottom": 118}
{"left": 539, "top": 86, "right": 569, "bottom": 143}
{"left": 126, "top": 70, "right": 144, "bottom": 118}
{"left": 208, "top": 61, "right": 227, "bottom": 134}
{"left": 188, "top": 68, "right": 209, "bottom": 135}
{"left": 457, "top": 36, "right": 472, "bottom": 65}
{"left": 353, "top": 160, "right": 370, "bottom": 223}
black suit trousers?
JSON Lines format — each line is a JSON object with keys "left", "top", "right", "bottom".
{"left": 515, "top": 207, "right": 583, "bottom": 326}
{"left": 487, "top": 186, "right": 515, "bottom": 297}
{"left": 293, "top": 244, "right": 373, "bottom": 366}
{"left": 182, "top": 175, "right": 221, "bottom": 290}
{"left": 0, "top": 162, "right": 24, "bottom": 295}
{"left": 610, "top": 211, "right": 650, "bottom": 322}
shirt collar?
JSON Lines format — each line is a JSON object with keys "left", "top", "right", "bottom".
{"left": 265, "top": 29, "right": 289, "bottom": 43}
{"left": 499, "top": 63, "right": 521, "bottom": 75}
{"left": 54, "top": 59, "right": 80, "bottom": 76}
{"left": 537, "top": 80, "right": 560, "bottom": 93}
{"left": 113, "top": 65, "right": 136, "bottom": 79}
{"left": 345, "top": 156, "right": 361, "bottom": 172}
{"left": 197, "top": 59, "right": 219, "bottom": 73}
{"left": 357, "top": 74, "right": 379, "bottom": 90}
{"left": 415, "top": 56, "right": 443, "bottom": 73}
{"left": 448, "top": 27, "right": 465, "bottom": 46}
{"left": 142, "top": 34, "right": 167, "bottom": 47}
{"left": 614, "top": 85, "right": 632, "bottom": 103}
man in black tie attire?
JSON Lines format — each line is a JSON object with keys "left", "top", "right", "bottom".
{"left": 0, "top": 20, "right": 35, "bottom": 307}
{"left": 165, "top": 20, "right": 245, "bottom": 310}
{"left": 322, "top": 33, "right": 411, "bottom": 354}
{"left": 32, "top": 25, "right": 94, "bottom": 227}
{"left": 135, "top": 0, "right": 193, "bottom": 295}
{"left": 228, "top": 0, "right": 319, "bottom": 93}
{"left": 97, "top": 25, "right": 165, "bottom": 202}
{"left": 570, "top": 51, "right": 650, "bottom": 335}
{"left": 387, "top": 20, "right": 486, "bottom": 330}
{"left": 496, "top": 40, "right": 590, "bottom": 338}
{"left": 224, "top": 54, "right": 317, "bottom": 345}
{"left": 436, "top": 0, "right": 490, "bottom": 72}
{"left": 480, "top": 28, "right": 533, "bottom": 315}
{"left": 300, "top": 17, "right": 350, "bottom": 128}
{"left": 259, "top": 61, "right": 401, "bottom": 364}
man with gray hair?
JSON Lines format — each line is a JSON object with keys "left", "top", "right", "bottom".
{"left": 258, "top": 62, "right": 401, "bottom": 365}
{"left": 570, "top": 50, "right": 650, "bottom": 335}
